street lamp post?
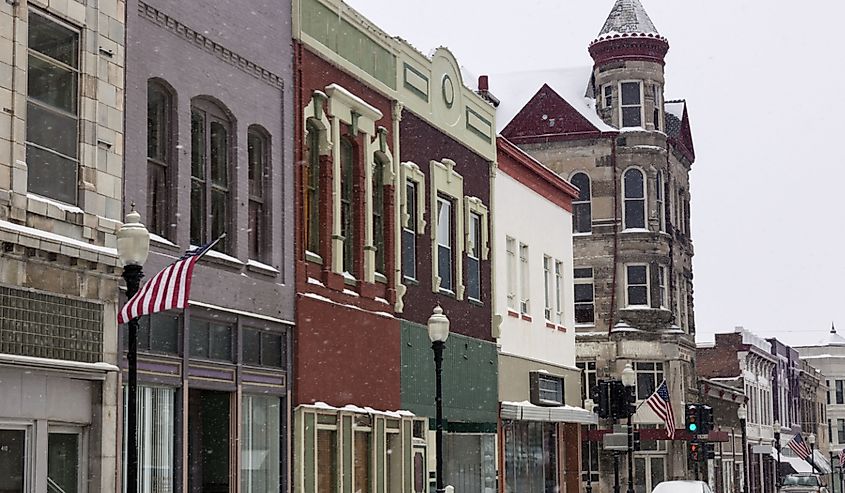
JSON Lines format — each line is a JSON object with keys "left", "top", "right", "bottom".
{"left": 808, "top": 434, "right": 816, "bottom": 474}
{"left": 622, "top": 363, "right": 636, "bottom": 493}
{"left": 116, "top": 208, "right": 150, "bottom": 493}
{"left": 738, "top": 405, "right": 748, "bottom": 493}
{"left": 774, "top": 420, "right": 782, "bottom": 493}
{"left": 584, "top": 399, "right": 595, "bottom": 493}
{"left": 427, "top": 305, "right": 450, "bottom": 493}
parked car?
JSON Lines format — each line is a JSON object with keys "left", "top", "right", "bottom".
{"left": 781, "top": 474, "right": 829, "bottom": 492}
{"left": 651, "top": 480, "right": 714, "bottom": 493}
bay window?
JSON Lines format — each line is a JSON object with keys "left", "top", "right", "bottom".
{"left": 620, "top": 81, "right": 643, "bottom": 128}
{"left": 634, "top": 362, "right": 664, "bottom": 400}
{"left": 626, "top": 264, "right": 650, "bottom": 307}
{"left": 623, "top": 168, "right": 646, "bottom": 230}
{"left": 26, "top": 11, "right": 80, "bottom": 205}
{"left": 658, "top": 265, "right": 668, "bottom": 309}
{"left": 656, "top": 171, "right": 665, "bottom": 232}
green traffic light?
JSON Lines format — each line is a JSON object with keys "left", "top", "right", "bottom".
{"left": 688, "top": 423, "right": 698, "bottom": 432}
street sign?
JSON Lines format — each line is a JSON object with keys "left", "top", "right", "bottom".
{"left": 603, "top": 432, "right": 630, "bottom": 451}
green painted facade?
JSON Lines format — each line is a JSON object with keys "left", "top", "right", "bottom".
{"left": 300, "top": 0, "right": 397, "bottom": 89}
{"left": 400, "top": 320, "right": 498, "bottom": 426}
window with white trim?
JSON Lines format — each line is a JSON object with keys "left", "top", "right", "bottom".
{"left": 543, "top": 256, "right": 553, "bottom": 321}
{"left": 506, "top": 237, "right": 517, "bottom": 311}
{"left": 247, "top": 126, "right": 270, "bottom": 262}
{"left": 625, "top": 264, "right": 649, "bottom": 307}
{"left": 340, "top": 137, "right": 356, "bottom": 276}
{"left": 191, "top": 101, "right": 232, "bottom": 253}
{"left": 570, "top": 172, "right": 592, "bottom": 234}
{"left": 437, "top": 196, "right": 454, "bottom": 293}
{"left": 656, "top": 170, "right": 665, "bottom": 232}
{"left": 467, "top": 212, "right": 482, "bottom": 301}
{"left": 574, "top": 267, "right": 595, "bottom": 324}
{"left": 519, "top": 243, "right": 530, "bottom": 314}
{"left": 26, "top": 11, "right": 81, "bottom": 205}
{"left": 658, "top": 265, "right": 668, "bottom": 309}
{"left": 620, "top": 81, "right": 643, "bottom": 128}
{"left": 623, "top": 168, "right": 646, "bottom": 230}
{"left": 554, "top": 260, "right": 564, "bottom": 325}
{"left": 402, "top": 179, "right": 418, "bottom": 281}
{"left": 147, "top": 80, "right": 173, "bottom": 239}
{"left": 603, "top": 84, "right": 613, "bottom": 109}
{"left": 653, "top": 84, "right": 663, "bottom": 131}
{"left": 634, "top": 362, "right": 664, "bottom": 400}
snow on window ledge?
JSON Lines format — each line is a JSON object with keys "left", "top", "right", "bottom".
{"left": 246, "top": 259, "right": 279, "bottom": 275}
{"left": 149, "top": 233, "right": 177, "bottom": 248}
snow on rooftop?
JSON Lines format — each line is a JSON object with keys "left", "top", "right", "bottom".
{"left": 734, "top": 326, "right": 772, "bottom": 353}
{"left": 665, "top": 100, "right": 685, "bottom": 120}
{"left": 596, "top": 0, "right": 660, "bottom": 39}
{"left": 489, "top": 66, "right": 615, "bottom": 133}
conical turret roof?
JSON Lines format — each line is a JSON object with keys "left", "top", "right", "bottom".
{"left": 819, "top": 323, "right": 845, "bottom": 346}
{"left": 597, "top": 0, "right": 660, "bottom": 38}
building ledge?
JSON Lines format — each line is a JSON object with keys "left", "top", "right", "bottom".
{"left": 0, "top": 353, "right": 118, "bottom": 380}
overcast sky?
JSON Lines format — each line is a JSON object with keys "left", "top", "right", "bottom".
{"left": 347, "top": 0, "right": 845, "bottom": 347}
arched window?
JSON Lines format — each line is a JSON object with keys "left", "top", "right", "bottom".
{"left": 372, "top": 154, "right": 387, "bottom": 275}
{"left": 340, "top": 137, "right": 356, "bottom": 275}
{"left": 191, "top": 99, "right": 232, "bottom": 253}
{"left": 147, "top": 80, "right": 174, "bottom": 238}
{"left": 304, "top": 122, "right": 321, "bottom": 256}
{"left": 247, "top": 125, "right": 269, "bottom": 262}
{"left": 570, "top": 172, "right": 592, "bottom": 234}
{"left": 623, "top": 168, "right": 646, "bottom": 230}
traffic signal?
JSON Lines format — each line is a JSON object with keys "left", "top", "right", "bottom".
{"left": 699, "top": 405, "right": 714, "bottom": 435}
{"left": 705, "top": 442, "right": 716, "bottom": 460}
{"left": 686, "top": 404, "right": 700, "bottom": 433}
{"left": 591, "top": 381, "right": 612, "bottom": 419}
{"left": 688, "top": 441, "right": 701, "bottom": 461}
{"left": 633, "top": 430, "right": 642, "bottom": 451}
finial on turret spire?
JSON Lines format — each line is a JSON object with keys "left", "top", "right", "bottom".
{"left": 832, "top": 322, "right": 837, "bottom": 334}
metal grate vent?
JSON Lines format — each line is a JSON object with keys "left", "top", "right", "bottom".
{"left": 0, "top": 285, "right": 104, "bottom": 363}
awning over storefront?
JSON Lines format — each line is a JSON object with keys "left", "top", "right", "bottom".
{"left": 812, "top": 450, "right": 832, "bottom": 473}
{"left": 775, "top": 450, "right": 831, "bottom": 475}
{"left": 501, "top": 401, "right": 598, "bottom": 424}
{"left": 780, "top": 453, "right": 813, "bottom": 474}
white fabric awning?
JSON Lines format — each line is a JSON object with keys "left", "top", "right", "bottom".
{"left": 501, "top": 401, "right": 598, "bottom": 424}
{"left": 779, "top": 453, "right": 813, "bottom": 474}
{"left": 812, "top": 450, "right": 832, "bottom": 473}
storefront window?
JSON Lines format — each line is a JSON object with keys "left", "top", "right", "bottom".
{"left": 354, "top": 431, "right": 371, "bottom": 492}
{"left": 125, "top": 386, "right": 175, "bottom": 493}
{"left": 317, "top": 430, "right": 338, "bottom": 492}
{"left": 0, "top": 429, "right": 25, "bottom": 493}
{"left": 241, "top": 395, "right": 281, "bottom": 493}
{"left": 48, "top": 432, "right": 79, "bottom": 493}
{"left": 503, "top": 422, "right": 559, "bottom": 493}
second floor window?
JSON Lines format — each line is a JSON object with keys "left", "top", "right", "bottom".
{"left": 340, "top": 138, "right": 356, "bottom": 276}
{"left": 519, "top": 243, "right": 529, "bottom": 314}
{"left": 467, "top": 212, "right": 482, "bottom": 301}
{"left": 436, "top": 196, "right": 453, "bottom": 293}
{"left": 626, "top": 264, "right": 649, "bottom": 307}
{"left": 570, "top": 172, "right": 592, "bottom": 234}
{"left": 247, "top": 127, "right": 269, "bottom": 262}
{"left": 543, "top": 256, "right": 553, "bottom": 321}
{"left": 577, "top": 361, "right": 597, "bottom": 402}
{"left": 656, "top": 171, "right": 665, "bottom": 232}
{"left": 189, "top": 319, "right": 234, "bottom": 361}
{"left": 373, "top": 156, "right": 387, "bottom": 275}
{"left": 147, "top": 81, "right": 173, "bottom": 238}
{"left": 506, "top": 237, "right": 517, "bottom": 311}
{"left": 26, "top": 11, "right": 80, "bottom": 205}
{"left": 623, "top": 168, "right": 646, "bottom": 230}
{"left": 634, "top": 362, "right": 664, "bottom": 400}
{"left": 658, "top": 265, "right": 668, "bottom": 309}
{"left": 304, "top": 124, "right": 321, "bottom": 255}
{"left": 191, "top": 104, "right": 231, "bottom": 253}
{"left": 402, "top": 180, "right": 418, "bottom": 281}
{"left": 837, "top": 380, "right": 844, "bottom": 405}
{"left": 620, "top": 81, "right": 642, "bottom": 128}
{"left": 574, "top": 267, "right": 595, "bottom": 324}
{"left": 555, "top": 260, "right": 564, "bottom": 324}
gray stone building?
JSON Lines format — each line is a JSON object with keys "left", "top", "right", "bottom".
{"left": 121, "top": 0, "right": 294, "bottom": 491}
{"left": 489, "top": 0, "right": 698, "bottom": 491}
{"left": 0, "top": 0, "right": 126, "bottom": 491}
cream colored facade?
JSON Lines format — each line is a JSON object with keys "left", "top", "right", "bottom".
{"left": 0, "top": 0, "right": 125, "bottom": 491}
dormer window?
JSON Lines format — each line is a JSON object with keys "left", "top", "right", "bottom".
{"left": 620, "top": 81, "right": 643, "bottom": 128}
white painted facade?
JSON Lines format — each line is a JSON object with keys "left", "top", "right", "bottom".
{"left": 494, "top": 171, "right": 576, "bottom": 368}
{"left": 797, "top": 330, "right": 845, "bottom": 453}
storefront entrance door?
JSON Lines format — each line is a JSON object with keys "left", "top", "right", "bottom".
{"left": 188, "top": 389, "right": 231, "bottom": 493}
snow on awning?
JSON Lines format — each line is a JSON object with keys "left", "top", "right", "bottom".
{"left": 780, "top": 453, "right": 813, "bottom": 474}
{"left": 812, "top": 450, "right": 832, "bottom": 473}
{"left": 501, "top": 401, "right": 598, "bottom": 424}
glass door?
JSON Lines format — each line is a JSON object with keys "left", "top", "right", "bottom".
{"left": 47, "top": 431, "right": 80, "bottom": 493}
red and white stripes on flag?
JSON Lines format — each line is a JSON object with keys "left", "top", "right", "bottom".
{"left": 645, "top": 380, "right": 676, "bottom": 439}
{"left": 786, "top": 433, "right": 812, "bottom": 460}
{"left": 117, "top": 239, "right": 220, "bottom": 324}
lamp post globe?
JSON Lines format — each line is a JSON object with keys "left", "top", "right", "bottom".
{"left": 117, "top": 207, "right": 149, "bottom": 493}
{"left": 428, "top": 305, "right": 450, "bottom": 493}
{"left": 737, "top": 404, "right": 747, "bottom": 421}
{"left": 621, "top": 362, "right": 636, "bottom": 387}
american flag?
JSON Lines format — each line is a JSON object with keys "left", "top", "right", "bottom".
{"left": 786, "top": 433, "right": 812, "bottom": 460}
{"left": 117, "top": 238, "right": 221, "bottom": 324}
{"left": 838, "top": 449, "right": 845, "bottom": 468}
{"left": 645, "top": 380, "right": 675, "bottom": 439}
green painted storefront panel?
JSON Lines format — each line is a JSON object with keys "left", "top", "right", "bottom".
{"left": 342, "top": 415, "right": 353, "bottom": 493}
{"left": 376, "top": 419, "right": 385, "bottom": 493}
{"left": 400, "top": 320, "right": 498, "bottom": 424}
{"left": 304, "top": 413, "right": 316, "bottom": 493}
{"left": 301, "top": 0, "right": 397, "bottom": 89}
